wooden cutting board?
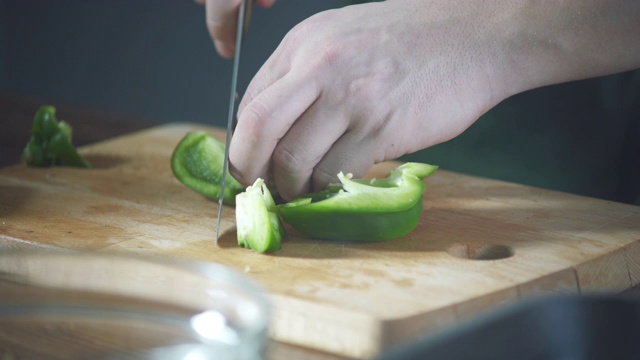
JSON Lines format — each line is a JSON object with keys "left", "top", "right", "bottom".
{"left": 1, "top": 123, "right": 639, "bottom": 358}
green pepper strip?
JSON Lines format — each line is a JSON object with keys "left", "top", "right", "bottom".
{"left": 171, "top": 131, "right": 244, "bottom": 205}
{"left": 277, "top": 162, "right": 438, "bottom": 241}
{"left": 236, "top": 178, "right": 285, "bottom": 253}
{"left": 21, "top": 106, "right": 91, "bottom": 168}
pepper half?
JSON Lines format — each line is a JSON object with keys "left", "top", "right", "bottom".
{"left": 277, "top": 162, "right": 438, "bottom": 241}
{"left": 171, "top": 131, "right": 244, "bottom": 205}
{"left": 21, "top": 106, "right": 91, "bottom": 168}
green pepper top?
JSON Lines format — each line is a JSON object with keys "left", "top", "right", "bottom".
{"left": 21, "top": 106, "right": 91, "bottom": 168}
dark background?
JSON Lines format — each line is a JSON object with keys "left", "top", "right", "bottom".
{"left": 1, "top": 0, "right": 639, "bottom": 204}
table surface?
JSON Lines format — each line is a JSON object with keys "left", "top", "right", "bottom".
{"left": 1, "top": 93, "right": 639, "bottom": 360}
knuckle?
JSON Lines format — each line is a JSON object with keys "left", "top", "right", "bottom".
{"left": 315, "top": 41, "right": 342, "bottom": 69}
{"left": 347, "top": 67, "right": 395, "bottom": 104}
{"left": 238, "top": 89, "right": 256, "bottom": 114}
{"left": 285, "top": 13, "right": 345, "bottom": 72}
{"left": 347, "top": 78, "right": 376, "bottom": 105}
{"left": 272, "top": 143, "right": 306, "bottom": 174}
{"left": 239, "top": 100, "right": 272, "bottom": 137}
{"left": 286, "top": 15, "right": 315, "bottom": 43}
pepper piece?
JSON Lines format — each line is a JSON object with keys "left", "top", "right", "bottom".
{"left": 277, "top": 162, "right": 437, "bottom": 241}
{"left": 21, "top": 106, "right": 91, "bottom": 168}
{"left": 236, "top": 178, "right": 284, "bottom": 253}
{"left": 171, "top": 131, "right": 243, "bottom": 205}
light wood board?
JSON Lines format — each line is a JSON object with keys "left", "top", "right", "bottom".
{"left": 1, "top": 123, "right": 639, "bottom": 358}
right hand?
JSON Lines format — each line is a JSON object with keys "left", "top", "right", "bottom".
{"left": 199, "top": 0, "right": 640, "bottom": 202}
{"left": 227, "top": 0, "right": 510, "bottom": 200}
{"left": 195, "top": 0, "right": 276, "bottom": 59}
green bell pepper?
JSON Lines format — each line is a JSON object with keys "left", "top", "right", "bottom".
{"left": 171, "top": 131, "right": 244, "bottom": 205}
{"left": 21, "top": 106, "right": 91, "bottom": 168}
{"left": 277, "top": 162, "right": 438, "bottom": 241}
{"left": 236, "top": 178, "right": 285, "bottom": 253}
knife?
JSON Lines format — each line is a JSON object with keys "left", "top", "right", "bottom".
{"left": 216, "top": 0, "right": 252, "bottom": 245}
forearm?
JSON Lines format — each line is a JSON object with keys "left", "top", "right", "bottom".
{"left": 501, "top": 0, "right": 640, "bottom": 95}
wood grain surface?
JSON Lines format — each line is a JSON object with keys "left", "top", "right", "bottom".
{"left": 1, "top": 123, "right": 639, "bottom": 359}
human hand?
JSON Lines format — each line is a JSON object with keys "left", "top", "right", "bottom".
{"left": 220, "top": 0, "right": 640, "bottom": 201}
{"left": 195, "top": 0, "right": 276, "bottom": 58}
{"left": 228, "top": 0, "right": 511, "bottom": 200}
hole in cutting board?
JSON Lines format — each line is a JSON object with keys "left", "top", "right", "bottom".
{"left": 446, "top": 243, "right": 514, "bottom": 260}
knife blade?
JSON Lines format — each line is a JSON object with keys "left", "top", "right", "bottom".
{"left": 216, "top": 0, "right": 252, "bottom": 245}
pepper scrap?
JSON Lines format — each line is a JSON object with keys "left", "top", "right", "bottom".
{"left": 236, "top": 178, "right": 285, "bottom": 253}
{"left": 21, "top": 106, "right": 91, "bottom": 168}
{"left": 171, "top": 131, "right": 244, "bottom": 205}
{"left": 277, "top": 162, "right": 438, "bottom": 241}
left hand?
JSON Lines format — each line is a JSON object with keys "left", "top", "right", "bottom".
{"left": 195, "top": 0, "right": 276, "bottom": 58}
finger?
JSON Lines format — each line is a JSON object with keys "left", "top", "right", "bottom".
{"left": 272, "top": 104, "right": 349, "bottom": 200}
{"left": 238, "top": 46, "right": 291, "bottom": 117}
{"left": 229, "top": 74, "right": 320, "bottom": 185}
{"left": 205, "top": 0, "right": 242, "bottom": 59}
{"left": 311, "top": 130, "right": 383, "bottom": 192}
{"left": 194, "top": 0, "right": 205, "bottom": 5}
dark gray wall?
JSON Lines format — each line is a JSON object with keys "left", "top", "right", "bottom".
{"left": 0, "top": 2, "right": 8, "bottom": 87}
{"left": 0, "top": 0, "right": 350, "bottom": 125}
{"left": 2, "top": 1, "right": 639, "bottom": 204}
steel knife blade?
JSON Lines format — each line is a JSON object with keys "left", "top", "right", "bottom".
{"left": 216, "top": 0, "right": 252, "bottom": 245}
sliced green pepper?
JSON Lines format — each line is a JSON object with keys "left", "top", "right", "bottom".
{"left": 236, "top": 178, "right": 285, "bottom": 253}
{"left": 277, "top": 162, "right": 437, "bottom": 241}
{"left": 171, "top": 131, "right": 244, "bottom": 205}
{"left": 21, "top": 106, "right": 91, "bottom": 168}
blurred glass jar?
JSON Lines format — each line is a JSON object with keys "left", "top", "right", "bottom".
{"left": 0, "top": 251, "right": 269, "bottom": 360}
